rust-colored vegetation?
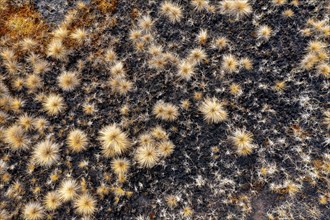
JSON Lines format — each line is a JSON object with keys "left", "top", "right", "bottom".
{"left": 0, "top": 2, "right": 49, "bottom": 45}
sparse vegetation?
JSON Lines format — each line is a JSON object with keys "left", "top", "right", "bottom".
{"left": 0, "top": 0, "right": 329, "bottom": 219}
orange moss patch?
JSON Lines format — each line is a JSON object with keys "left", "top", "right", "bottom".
{"left": 0, "top": 0, "right": 9, "bottom": 11}
{"left": 93, "top": 0, "right": 117, "bottom": 14}
{"left": 0, "top": 3, "right": 49, "bottom": 44}
{"left": 312, "top": 159, "right": 323, "bottom": 170}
